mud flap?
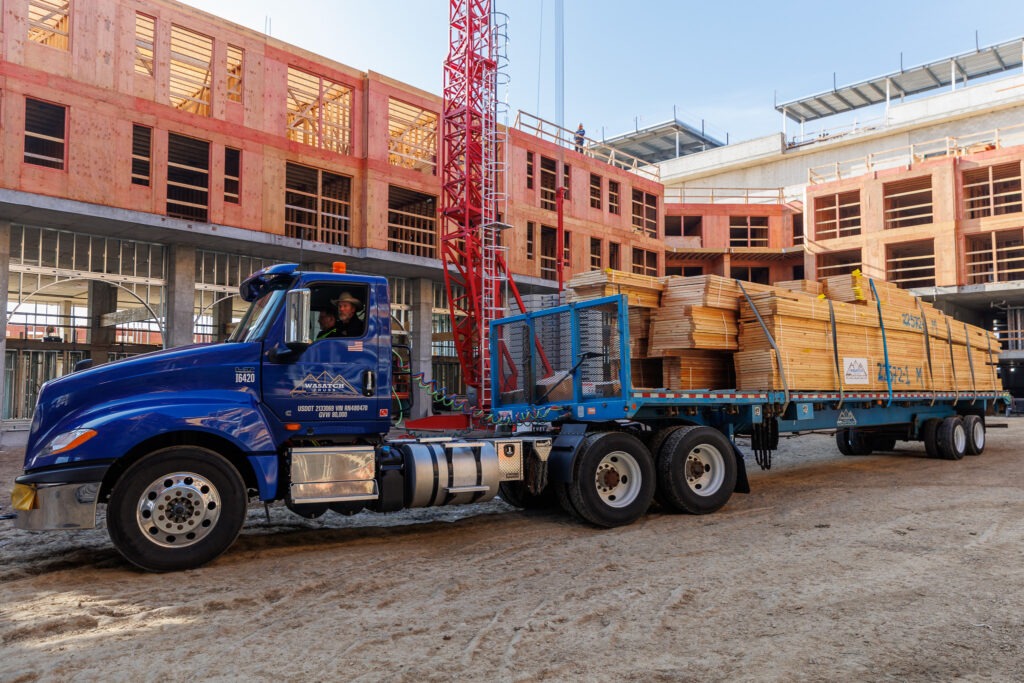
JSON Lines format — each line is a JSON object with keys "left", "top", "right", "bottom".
{"left": 732, "top": 443, "right": 750, "bottom": 494}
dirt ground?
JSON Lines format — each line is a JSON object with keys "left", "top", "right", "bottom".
{"left": 1, "top": 421, "right": 1022, "bottom": 682}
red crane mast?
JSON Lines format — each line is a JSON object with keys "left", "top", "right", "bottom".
{"left": 440, "top": 0, "right": 525, "bottom": 408}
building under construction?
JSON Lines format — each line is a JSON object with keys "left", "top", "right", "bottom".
{"left": 2, "top": 0, "right": 1023, "bottom": 428}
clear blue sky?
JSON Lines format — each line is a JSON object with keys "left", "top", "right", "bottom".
{"left": 183, "top": 0, "right": 1023, "bottom": 144}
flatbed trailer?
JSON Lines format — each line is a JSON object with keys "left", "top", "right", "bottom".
{"left": 491, "top": 294, "right": 1009, "bottom": 508}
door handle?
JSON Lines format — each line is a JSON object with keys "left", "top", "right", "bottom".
{"left": 362, "top": 370, "right": 375, "bottom": 397}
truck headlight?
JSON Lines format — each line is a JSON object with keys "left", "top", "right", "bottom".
{"left": 44, "top": 428, "right": 97, "bottom": 455}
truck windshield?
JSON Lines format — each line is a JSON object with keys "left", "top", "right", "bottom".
{"left": 227, "top": 289, "right": 285, "bottom": 342}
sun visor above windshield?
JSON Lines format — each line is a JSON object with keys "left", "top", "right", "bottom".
{"left": 239, "top": 263, "right": 299, "bottom": 302}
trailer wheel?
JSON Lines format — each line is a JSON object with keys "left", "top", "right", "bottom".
{"left": 565, "top": 432, "right": 654, "bottom": 528}
{"left": 936, "top": 416, "right": 966, "bottom": 461}
{"left": 107, "top": 446, "right": 247, "bottom": 572}
{"left": 835, "top": 429, "right": 855, "bottom": 455}
{"left": 871, "top": 436, "right": 897, "bottom": 452}
{"left": 836, "top": 429, "right": 873, "bottom": 456}
{"left": 656, "top": 427, "right": 736, "bottom": 514}
{"left": 921, "top": 419, "right": 941, "bottom": 459}
{"left": 962, "top": 415, "right": 985, "bottom": 456}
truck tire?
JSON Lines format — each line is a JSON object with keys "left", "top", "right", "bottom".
{"left": 871, "top": 436, "right": 897, "bottom": 452}
{"left": 107, "top": 446, "right": 247, "bottom": 572}
{"left": 656, "top": 426, "right": 736, "bottom": 514}
{"left": 565, "top": 432, "right": 654, "bottom": 528}
{"left": 962, "top": 415, "right": 985, "bottom": 456}
{"left": 936, "top": 416, "right": 966, "bottom": 461}
{"left": 921, "top": 418, "right": 941, "bottom": 459}
{"left": 646, "top": 425, "right": 689, "bottom": 509}
{"left": 835, "top": 429, "right": 855, "bottom": 455}
{"left": 499, "top": 481, "right": 556, "bottom": 509}
{"left": 836, "top": 429, "right": 873, "bottom": 456}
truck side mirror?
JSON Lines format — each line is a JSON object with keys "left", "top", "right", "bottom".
{"left": 282, "top": 288, "right": 312, "bottom": 351}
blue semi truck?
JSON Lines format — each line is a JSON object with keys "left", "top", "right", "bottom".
{"left": 11, "top": 263, "right": 1008, "bottom": 571}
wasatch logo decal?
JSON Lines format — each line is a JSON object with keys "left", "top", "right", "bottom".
{"left": 843, "top": 358, "right": 869, "bottom": 385}
{"left": 290, "top": 371, "right": 359, "bottom": 397}
{"left": 837, "top": 409, "right": 857, "bottom": 427}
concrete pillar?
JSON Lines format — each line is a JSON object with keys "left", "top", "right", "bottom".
{"left": 0, "top": 222, "right": 10, "bottom": 432}
{"left": 213, "top": 296, "right": 234, "bottom": 341}
{"left": 88, "top": 281, "right": 118, "bottom": 348}
{"left": 164, "top": 245, "right": 196, "bottom": 348}
{"left": 409, "top": 278, "right": 434, "bottom": 419}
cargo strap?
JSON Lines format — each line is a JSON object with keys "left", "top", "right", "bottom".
{"left": 964, "top": 322, "right": 978, "bottom": 405}
{"left": 869, "top": 279, "right": 893, "bottom": 407}
{"left": 827, "top": 300, "right": 845, "bottom": 410}
{"left": 945, "top": 318, "right": 959, "bottom": 404}
{"left": 917, "top": 299, "right": 937, "bottom": 407}
{"left": 737, "top": 280, "right": 790, "bottom": 413}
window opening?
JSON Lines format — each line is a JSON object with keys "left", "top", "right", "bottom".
{"left": 388, "top": 186, "right": 437, "bottom": 258}
{"left": 286, "top": 67, "right": 352, "bottom": 154}
{"left": 285, "top": 162, "right": 352, "bottom": 245}
{"left": 169, "top": 25, "right": 213, "bottom": 116}
{"left": 166, "top": 133, "right": 210, "bottom": 221}
{"left": 24, "top": 98, "right": 66, "bottom": 170}
{"left": 132, "top": 124, "right": 152, "bottom": 186}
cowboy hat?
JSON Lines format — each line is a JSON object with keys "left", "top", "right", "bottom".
{"left": 332, "top": 292, "right": 363, "bottom": 311}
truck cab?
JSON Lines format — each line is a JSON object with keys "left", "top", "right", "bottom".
{"left": 12, "top": 264, "right": 409, "bottom": 569}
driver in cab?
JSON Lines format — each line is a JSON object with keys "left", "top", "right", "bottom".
{"left": 332, "top": 292, "right": 365, "bottom": 337}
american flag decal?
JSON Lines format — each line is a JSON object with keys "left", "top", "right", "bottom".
{"left": 349, "top": 341, "right": 363, "bottom": 351}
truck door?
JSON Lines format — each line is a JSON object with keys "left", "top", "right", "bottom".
{"left": 261, "top": 281, "right": 390, "bottom": 436}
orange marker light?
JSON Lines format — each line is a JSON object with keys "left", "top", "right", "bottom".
{"left": 284, "top": 423, "right": 302, "bottom": 431}
{"left": 332, "top": 261, "right": 347, "bottom": 273}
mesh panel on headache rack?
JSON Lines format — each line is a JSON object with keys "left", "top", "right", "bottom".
{"left": 577, "top": 303, "right": 623, "bottom": 399}
{"left": 496, "top": 319, "right": 529, "bottom": 406}
{"left": 533, "top": 309, "right": 573, "bottom": 403}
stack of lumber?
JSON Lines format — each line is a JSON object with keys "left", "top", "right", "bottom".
{"left": 662, "top": 351, "right": 735, "bottom": 391}
{"left": 735, "top": 287, "right": 1001, "bottom": 392}
{"left": 645, "top": 276, "right": 774, "bottom": 356}
{"left": 567, "top": 269, "right": 664, "bottom": 309}
{"left": 563, "top": 269, "right": 1002, "bottom": 394}
{"left": 774, "top": 279, "right": 825, "bottom": 297}
{"left": 628, "top": 308, "right": 653, "bottom": 357}
{"left": 648, "top": 306, "right": 738, "bottom": 353}
{"left": 656, "top": 275, "right": 774, "bottom": 311}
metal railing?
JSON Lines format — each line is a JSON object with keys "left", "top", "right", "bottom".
{"left": 663, "top": 187, "right": 792, "bottom": 205}
{"left": 808, "top": 122, "right": 1024, "bottom": 184}
{"left": 513, "top": 111, "right": 660, "bottom": 181}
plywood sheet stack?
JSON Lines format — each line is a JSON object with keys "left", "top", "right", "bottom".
{"left": 735, "top": 285, "right": 1001, "bottom": 392}
{"left": 662, "top": 351, "right": 735, "bottom": 391}
{"left": 565, "top": 269, "right": 1001, "bottom": 394}
{"left": 567, "top": 269, "right": 664, "bottom": 309}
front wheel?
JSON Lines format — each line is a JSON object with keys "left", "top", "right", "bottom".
{"left": 564, "top": 432, "right": 655, "bottom": 528}
{"left": 107, "top": 446, "right": 247, "bottom": 572}
{"left": 656, "top": 427, "right": 736, "bottom": 514}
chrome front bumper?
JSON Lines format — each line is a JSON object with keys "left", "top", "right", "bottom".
{"left": 14, "top": 482, "right": 99, "bottom": 531}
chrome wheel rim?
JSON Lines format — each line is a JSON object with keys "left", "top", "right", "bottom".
{"left": 135, "top": 472, "right": 222, "bottom": 548}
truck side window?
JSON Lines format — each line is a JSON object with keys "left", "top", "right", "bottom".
{"left": 311, "top": 284, "right": 368, "bottom": 340}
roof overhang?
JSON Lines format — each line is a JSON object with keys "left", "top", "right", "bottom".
{"left": 777, "top": 37, "right": 1024, "bottom": 123}
{"left": 600, "top": 119, "right": 724, "bottom": 164}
